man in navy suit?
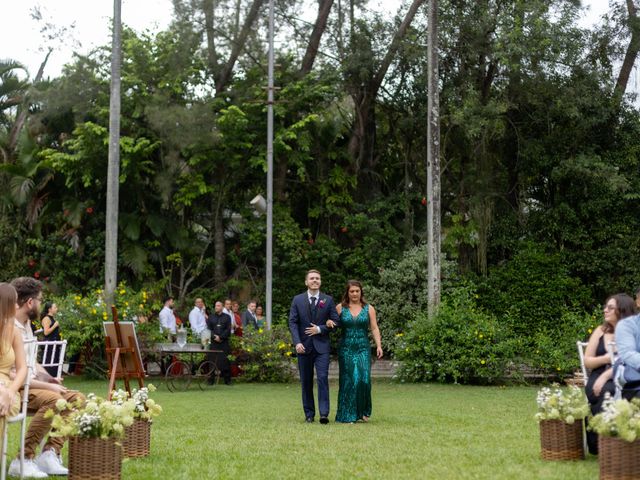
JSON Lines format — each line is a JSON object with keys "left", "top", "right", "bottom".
{"left": 289, "top": 269, "right": 339, "bottom": 424}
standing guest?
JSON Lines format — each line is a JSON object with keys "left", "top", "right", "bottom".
{"left": 335, "top": 280, "right": 383, "bottom": 423}
{"left": 0, "top": 284, "right": 27, "bottom": 455}
{"left": 231, "top": 301, "right": 243, "bottom": 337}
{"left": 288, "top": 269, "right": 339, "bottom": 424}
{"left": 40, "top": 302, "right": 63, "bottom": 377}
{"left": 584, "top": 294, "right": 634, "bottom": 454}
{"left": 255, "top": 305, "right": 265, "bottom": 328}
{"left": 242, "top": 301, "right": 258, "bottom": 330}
{"left": 206, "top": 301, "right": 232, "bottom": 385}
{"left": 9, "top": 277, "right": 85, "bottom": 477}
{"left": 188, "top": 298, "right": 208, "bottom": 335}
{"left": 159, "top": 296, "right": 177, "bottom": 339}
{"left": 223, "top": 299, "right": 236, "bottom": 333}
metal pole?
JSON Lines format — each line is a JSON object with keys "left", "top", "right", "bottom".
{"left": 266, "top": 0, "right": 274, "bottom": 330}
{"left": 427, "top": 0, "right": 440, "bottom": 316}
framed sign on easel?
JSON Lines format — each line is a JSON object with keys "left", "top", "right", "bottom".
{"left": 104, "top": 306, "right": 145, "bottom": 398}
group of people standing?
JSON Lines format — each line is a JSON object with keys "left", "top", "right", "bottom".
{"left": 289, "top": 270, "right": 383, "bottom": 424}
{"left": 583, "top": 289, "right": 640, "bottom": 454}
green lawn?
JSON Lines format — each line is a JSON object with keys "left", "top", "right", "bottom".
{"left": 7, "top": 378, "right": 599, "bottom": 479}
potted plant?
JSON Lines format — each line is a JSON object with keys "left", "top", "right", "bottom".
{"left": 535, "top": 384, "right": 589, "bottom": 460}
{"left": 111, "top": 385, "right": 162, "bottom": 457}
{"left": 589, "top": 397, "right": 640, "bottom": 479}
{"left": 47, "top": 393, "right": 136, "bottom": 479}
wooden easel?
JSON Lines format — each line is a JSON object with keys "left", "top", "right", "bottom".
{"left": 105, "top": 306, "right": 145, "bottom": 399}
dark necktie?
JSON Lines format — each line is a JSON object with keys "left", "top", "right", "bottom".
{"left": 310, "top": 297, "right": 317, "bottom": 319}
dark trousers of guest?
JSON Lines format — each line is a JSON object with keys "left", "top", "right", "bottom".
{"left": 586, "top": 378, "right": 616, "bottom": 455}
{"left": 208, "top": 343, "right": 231, "bottom": 385}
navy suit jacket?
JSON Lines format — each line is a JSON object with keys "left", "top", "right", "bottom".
{"left": 288, "top": 292, "right": 339, "bottom": 354}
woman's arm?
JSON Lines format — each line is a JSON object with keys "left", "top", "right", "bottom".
{"left": 0, "top": 330, "right": 27, "bottom": 416}
{"left": 42, "top": 316, "right": 58, "bottom": 336}
{"left": 584, "top": 327, "right": 610, "bottom": 370}
{"left": 368, "top": 306, "right": 383, "bottom": 359}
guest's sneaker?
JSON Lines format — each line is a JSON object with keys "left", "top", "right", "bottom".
{"left": 7, "top": 458, "right": 48, "bottom": 478}
{"left": 35, "top": 449, "right": 68, "bottom": 475}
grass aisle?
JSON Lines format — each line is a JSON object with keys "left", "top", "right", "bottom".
{"left": 17, "top": 379, "right": 598, "bottom": 479}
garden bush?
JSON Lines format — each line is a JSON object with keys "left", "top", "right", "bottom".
{"left": 395, "top": 284, "right": 517, "bottom": 384}
{"left": 232, "top": 325, "right": 295, "bottom": 382}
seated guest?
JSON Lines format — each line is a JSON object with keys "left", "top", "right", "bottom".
{"left": 584, "top": 293, "right": 636, "bottom": 454}
{"left": 0, "top": 284, "right": 27, "bottom": 458}
{"left": 10, "top": 277, "right": 85, "bottom": 477}
{"left": 189, "top": 298, "right": 208, "bottom": 335}
{"left": 615, "top": 294, "right": 640, "bottom": 401}
{"left": 242, "top": 301, "right": 258, "bottom": 330}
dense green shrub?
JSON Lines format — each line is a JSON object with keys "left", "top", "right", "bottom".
{"left": 395, "top": 285, "right": 517, "bottom": 384}
{"left": 478, "top": 242, "right": 591, "bottom": 337}
{"left": 232, "top": 325, "right": 295, "bottom": 382}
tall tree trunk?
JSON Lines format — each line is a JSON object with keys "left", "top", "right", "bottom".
{"left": 213, "top": 209, "right": 226, "bottom": 285}
{"left": 215, "top": 0, "right": 265, "bottom": 93}
{"left": 426, "top": 0, "right": 440, "bottom": 314}
{"left": 347, "top": 0, "right": 425, "bottom": 173}
{"left": 300, "top": 0, "right": 334, "bottom": 75}
{"left": 615, "top": 0, "right": 640, "bottom": 98}
{"left": 105, "top": 0, "right": 122, "bottom": 306}
{"left": 203, "top": 0, "right": 218, "bottom": 72}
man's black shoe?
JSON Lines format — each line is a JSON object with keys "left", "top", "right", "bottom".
{"left": 319, "top": 417, "right": 329, "bottom": 424}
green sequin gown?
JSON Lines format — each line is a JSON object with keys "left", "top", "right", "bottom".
{"left": 336, "top": 304, "right": 372, "bottom": 423}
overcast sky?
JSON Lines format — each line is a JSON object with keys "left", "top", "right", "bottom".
{"left": 0, "top": 0, "right": 613, "bottom": 80}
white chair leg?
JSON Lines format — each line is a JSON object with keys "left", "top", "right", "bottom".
{"left": 1, "top": 420, "right": 8, "bottom": 480}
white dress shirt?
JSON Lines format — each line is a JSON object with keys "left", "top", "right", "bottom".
{"left": 307, "top": 290, "right": 321, "bottom": 333}
{"left": 189, "top": 306, "right": 207, "bottom": 335}
{"left": 223, "top": 307, "right": 236, "bottom": 331}
{"left": 159, "top": 306, "right": 177, "bottom": 334}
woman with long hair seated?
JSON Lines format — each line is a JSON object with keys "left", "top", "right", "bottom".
{"left": 584, "top": 293, "right": 636, "bottom": 454}
{"left": 0, "top": 283, "right": 27, "bottom": 430}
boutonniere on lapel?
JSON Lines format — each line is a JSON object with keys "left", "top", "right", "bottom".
{"left": 318, "top": 299, "right": 326, "bottom": 309}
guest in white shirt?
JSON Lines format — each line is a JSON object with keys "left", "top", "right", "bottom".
{"left": 159, "top": 297, "right": 177, "bottom": 335}
{"left": 189, "top": 298, "right": 208, "bottom": 335}
{"left": 223, "top": 298, "right": 236, "bottom": 332}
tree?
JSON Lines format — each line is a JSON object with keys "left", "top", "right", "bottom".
{"left": 105, "top": 0, "right": 122, "bottom": 306}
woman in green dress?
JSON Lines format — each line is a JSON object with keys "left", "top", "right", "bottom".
{"left": 335, "top": 280, "right": 383, "bottom": 423}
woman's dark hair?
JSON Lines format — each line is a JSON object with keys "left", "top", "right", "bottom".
{"left": 40, "top": 302, "right": 54, "bottom": 320}
{"left": 340, "top": 280, "right": 366, "bottom": 307}
{"left": 603, "top": 293, "right": 637, "bottom": 333}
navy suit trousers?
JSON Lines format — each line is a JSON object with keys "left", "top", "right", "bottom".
{"left": 297, "top": 346, "right": 330, "bottom": 419}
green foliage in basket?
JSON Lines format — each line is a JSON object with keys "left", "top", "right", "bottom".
{"left": 111, "top": 384, "right": 163, "bottom": 422}
{"left": 589, "top": 397, "right": 640, "bottom": 442}
{"left": 46, "top": 393, "right": 135, "bottom": 439}
{"left": 535, "top": 384, "right": 589, "bottom": 423}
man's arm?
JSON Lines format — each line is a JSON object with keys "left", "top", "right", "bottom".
{"left": 616, "top": 317, "right": 640, "bottom": 370}
{"left": 288, "top": 298, "right": 302, "bottom": 345}
{"left": 219, "top": 315, "right": 232, "bottom": 340}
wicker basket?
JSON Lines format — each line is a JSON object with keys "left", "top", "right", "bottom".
{"left": 599, "top": 436, "right": 640, "bottom": 479}
{"left": 539, "top": 419, "right": 584, "bottom": 460}
{"left": 122, "top": 419, "right": 151, "bottom": 457}
{"left": 68, "top": 436, "right": 122, "bottom": 480}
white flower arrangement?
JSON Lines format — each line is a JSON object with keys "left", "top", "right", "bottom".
{"left": 46, "top": 393, "right": 136, "bottom": 439}
{"left": 535, "top": 384, "right": 589, "bottom": 424}
{"left": 111, "top": 384, "right": 162, "bottom": 422}
{"left": 589, "top": 397, "right": 640, "bottom": 442}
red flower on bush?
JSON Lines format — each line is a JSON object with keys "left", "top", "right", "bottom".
{"left": 34, "top": 271, "right": 40, "bottom": 279}
{"left": 86, "top": 207, "right": 94, "bottom": 214}
{"left": 421, "top": 197, "right": 427, "bottom": 206}
{"left": 341, "top": 226, "right": 348, "bottom": 233}
{"left": 28, "top": 259, "right": 36, "bottom": 268}
{"left": 307, "top": 238, "right": 314, "bottom": 245}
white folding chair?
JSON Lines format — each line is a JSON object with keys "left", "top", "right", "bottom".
{"left": 576, "top": 341, "right": 589, "bottom": 385}
{"left": 607, "top": 341, "right": 616, "bottom": 365}
{"left": 36, "top": 341, "right": 67, "bottom": 380}
{"left": 1, "top": 338, "right": 37, "bottom": 480}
